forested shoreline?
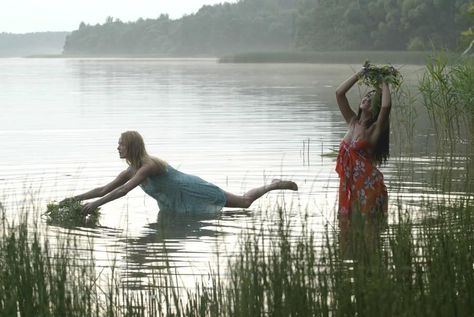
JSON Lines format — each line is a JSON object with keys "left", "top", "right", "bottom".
{"left": 62, "top": 0, "right": 472, "bottom": 57}
{"left": 63, "top": 0, "right": 298, "bottom": 56}
{"left": 0, "top": 0, "right": 471, "bottom": 58}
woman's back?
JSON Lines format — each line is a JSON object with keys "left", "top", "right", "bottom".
{"left": 140, "top": 165, "right": 226, "bottom": 215}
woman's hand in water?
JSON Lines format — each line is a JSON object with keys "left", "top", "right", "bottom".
{"left": 82, "top": 201, "right": 99, "bottom": 214}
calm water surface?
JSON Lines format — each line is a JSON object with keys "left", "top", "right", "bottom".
{"left": 0, "top": 58, "right": 461, "bottom": 289}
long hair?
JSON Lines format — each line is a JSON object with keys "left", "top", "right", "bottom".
{"left": 357, "top": 90, "right": 390, "bottom": 165}
{"left": 120, "top": 131, "right": 167, "bottom": 172}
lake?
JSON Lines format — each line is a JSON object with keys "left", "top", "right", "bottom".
{"left": 0, "top": 58, "right": 466, "bottom": 290}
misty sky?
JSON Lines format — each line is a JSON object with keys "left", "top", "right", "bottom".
{"left": 1, "top": 0, "right": 237, "bottom": 33}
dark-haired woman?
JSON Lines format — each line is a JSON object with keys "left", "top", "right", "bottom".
{"left": 335, "top": 69, "right": 390, "bottom": 218}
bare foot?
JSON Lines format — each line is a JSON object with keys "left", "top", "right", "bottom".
{"left": 272, "top": 179, "right": 298, "bottom": 191}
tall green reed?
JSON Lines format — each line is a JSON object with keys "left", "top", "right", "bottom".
{"left": 0, "top": 214, "right": 99, "bottom": 317}
{"left": 390, "top": 77, "right": 419, "bottom": 201}
{"left": 418, "top": 55, "right": 474, "bottom": 196}
{"left": 181, "top": 200, "right": 473, "bottom": 317}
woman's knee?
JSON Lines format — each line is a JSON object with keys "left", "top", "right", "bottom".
{"left": 240, "top": 197, "right": 252, "bottom": 208}
{"left": 224, "top": 192, "right": 252, "bottom": 208}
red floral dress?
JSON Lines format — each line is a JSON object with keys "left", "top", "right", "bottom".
{"left": 336, "top": 139, "right": 388, "bottom": 217}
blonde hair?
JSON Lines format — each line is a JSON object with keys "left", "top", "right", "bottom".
{"left": 120, "top": 131, "right": 167, "bottom": 173}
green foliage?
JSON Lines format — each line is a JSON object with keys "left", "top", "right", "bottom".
{"left": 359, "top": 60, "right": 403, "bottom": 88}
{"left": 44, "top": 198, "right": 100, "bottom": 228}
{"left": 296, "top": 0, "right": 471, "bottom": 52}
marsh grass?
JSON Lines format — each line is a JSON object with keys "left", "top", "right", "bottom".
{"left": 419, "top": 55, "right": 474, "bottom": 197}
{"left": 1, "top": 197, "right": 473, "bottom": 317}
{"left": 0, "top": 215, "right": 100, "bottom": 317}
{"left": 390, "top": 78, "right": 419, "bottom": 199}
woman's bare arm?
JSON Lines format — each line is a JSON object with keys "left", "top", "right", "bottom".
{"left": 370, "top": 82, "right": 391, "bottom": 145}
{"left": 73, "top": 169, "right": 133, "bottom": 201}
{"left": 335, "top": 69, "right": 364, "bottom": 124}
{"left": 81, "top": 163, "right": 156, "bottom": 213}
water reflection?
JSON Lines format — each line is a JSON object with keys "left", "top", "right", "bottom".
{"left": 118, "top": 211, "right": 253, "bottom": 288}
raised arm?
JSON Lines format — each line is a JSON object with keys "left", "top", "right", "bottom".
{"left": 335, "top": 68, "right": 364, "bottom": 124}
{"left": 370, "top": 82, "right": 391, "bottom": 145}
{"left": 81, "top": 163, "right": 156, "bottom": 213}
{"left": 72, "top": 168, "right": 133, "bottom": 201}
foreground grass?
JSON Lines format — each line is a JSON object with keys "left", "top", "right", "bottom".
{"left": 1, "top": 198, "right": 473, "bottom": 316}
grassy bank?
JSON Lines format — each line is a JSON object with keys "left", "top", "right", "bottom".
{"left": 218, "top": 50, "right": 457, "bottom": 65}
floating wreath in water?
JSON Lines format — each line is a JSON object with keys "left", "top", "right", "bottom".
{"left": 358, "top": 60, "right": 402, "bottom": 89}
{"left": 44, "top": 198, "right": 100, "bottom": 227}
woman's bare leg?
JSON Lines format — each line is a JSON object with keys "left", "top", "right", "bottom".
{"left": 224, "top": 179, "right": 298, "bottom": 208}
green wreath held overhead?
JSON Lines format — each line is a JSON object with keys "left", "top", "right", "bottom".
{"left": 358, "top": 60, "right": 403, "bottom": 89}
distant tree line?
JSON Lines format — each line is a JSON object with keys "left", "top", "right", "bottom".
{"left": 63, "top": 0, "right": 472, "bottom": 56}
{"left": 0, "top": 32, "right": 68, "bottom": 57}
{"left": 63, "top": 0, "right": 299, "bottom": 56}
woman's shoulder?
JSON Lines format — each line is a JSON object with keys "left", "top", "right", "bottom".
{"left": 135, "top": 160, "right": 164, "bottom": 177}
{"left": 348, "top": 116, "right": 358, "bottom": 126}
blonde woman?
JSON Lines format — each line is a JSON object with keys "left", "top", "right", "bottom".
{"left": 74, "top": 131, "right": 298, "bottom": 215}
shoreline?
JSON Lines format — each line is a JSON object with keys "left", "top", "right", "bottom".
{"left": 14, "top": 50, "right": 466, "bottom": 65}
{"left": 218, "top": 50, "right": 464, "bottom": 65}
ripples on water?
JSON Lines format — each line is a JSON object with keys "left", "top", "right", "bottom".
{"left": 1, "top": 58, "right": 462, "bottom": 289}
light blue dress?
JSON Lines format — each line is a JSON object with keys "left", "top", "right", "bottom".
{"left": 140, "top": 165, "right": 226, "bottom": 215}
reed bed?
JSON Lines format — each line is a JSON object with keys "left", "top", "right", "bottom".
{"left": 0, "top": 199, "right": 473, "bottom": 316}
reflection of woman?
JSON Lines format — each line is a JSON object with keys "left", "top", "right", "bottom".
{"left": 335, "top": 68, "right": 390, "bottom": 217}
{"left": 73, "top": 131, "right": 298, "bottom": 215}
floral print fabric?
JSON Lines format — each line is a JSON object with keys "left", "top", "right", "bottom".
{"left": 336, "top": 139, "right": 388, "bottom": 217}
